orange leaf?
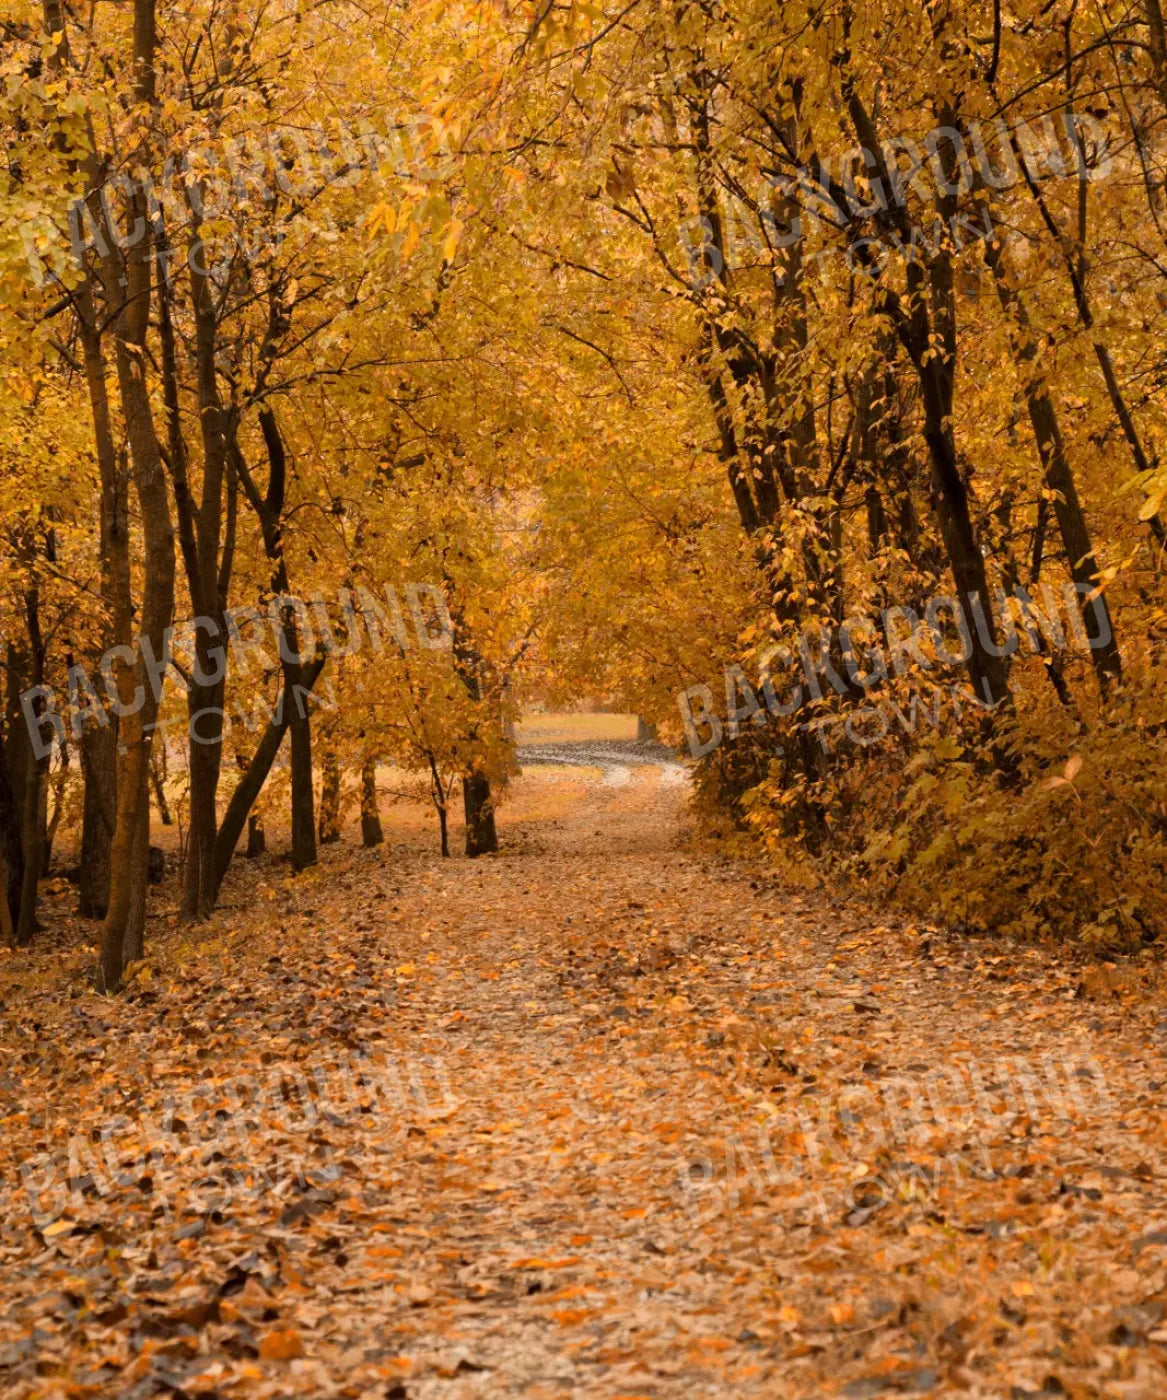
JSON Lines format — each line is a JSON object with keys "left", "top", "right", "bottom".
{"left": 259, "top": 1329, "right": 304, "bottom": 1361}
{"left": 551, "top": 1307, "right": 591, "bottom": 1326}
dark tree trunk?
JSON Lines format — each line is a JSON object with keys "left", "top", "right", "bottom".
{"left": 246, "top": 813, "right": 266, "bottom": 857}
{"left": 74, "top": 274, "right": 123, "bottom": 920}
{"left": 836, "top": 83, "right": 1013, "bottom": 721}
{"left": 289, "top": 677, "right": 317, "bottom": 871}
{"left": 79, "top": 719, "right": 117, "bottom": 918}
{"left": 318, "top": 749, "right": 341, "bottom": 844}
{"left": 167, "top": 243, "right": 234, "bottom": 919}
{"left": 42, "top": 743, "right": 65, "bottom": 874}
{"left": 0, "top": 739, "right": 24, "bottom": 933}
{"left": 360, "top": 757, "right": 383, "bottom": 848}
{"left": 208, "top": 658, "right": 324, "bottom": 904}
{"left": 0, "top": 846, "right": 12, "bottom": 948}
{"left": 448, "top": 600, "right": 501, "bottom": 858}
{"left": 15, "top": 743, "right": 45, "bottom": 947}
{"left": 463, "top": 771, "right": 498, "bottom": 858}
{"left": 233, "top": 408, "right": 318, "bottom": 878}
{"left": 4, "top": 646, "right": 30, "bottom": 843}
{"left": 184, "top": 673, "right": 225, "bottom": 917}
{"left": 150, "top": 739, "right": 172, "bottom": 825}
{"left": 124, "top": 765, "right": 151, "bottom": 968}
{"left": 97, "top": 0, "right": 177, "bottom": 993}
{"left": 14, "top": 592, "right": 49, "bottom": 946}
{"left": 1150, "top": 0, "right": 1167, "bottom": 108}
{"left": 919, "top": 394, "right": 1011, "bottom": 707}
{"left": 983, "top": 232, "right": 1122, "bottom": 695}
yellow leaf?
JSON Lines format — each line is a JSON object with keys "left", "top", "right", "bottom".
{"left": 400, "top": 220, "right": 421, "bottom": 260}
{"left": 369, "top": 202, "right": 397, "bottom": 237}
{"left": 443, "top": 217, "right": 463, "bottom": 263}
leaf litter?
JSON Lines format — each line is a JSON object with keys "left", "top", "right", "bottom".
{"left": 1, "top": 763, "right": 1166, "bottom": 1398}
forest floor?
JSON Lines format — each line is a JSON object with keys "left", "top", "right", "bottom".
{"left": 2, "top": 741, "right": 1167, "bottom": 1398}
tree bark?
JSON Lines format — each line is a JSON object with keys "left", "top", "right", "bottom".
{"left": 1000, "top": 108, "right": 1166, "bottom": 548}
{"left": 208, "top": 657, "right": 325, "bottom": 904}
{"left": 463, "top": 771, "right": 498, "bottom": 857}
{"left": 15, "top": 742, "right": 45, "bottom": 946}
{"left": 360, "top": 756, "right": 383, "bottom": 847}
{"left": 0, "top": 726, "right": 24, "bottom": 934}
{"left": 832, "top": 72, "right": 1014, "bottom": 719}
{"left": 185, "top": 682, "right": 224, "bottom": 915}
{"left": 14, "top": 592, "right": 48, "bottom": 945}
{"left": 150, "top": 740, "right": 172, "bottom": 825}
{"left": 318, "top": 748, "right": 341, "bottom": 844}
{"left": 4, "top": 645, "right": 31, "bottom": 849}
{"left": 288, "top": 673, "right": 317, "bottom": 871}
{"left": 43, "top": 742, "right": 67, "bottom": 874}
{"left": 164, "top": 222, "right": 235, "bottom": 919}
{"left": 983, "top": 233, "right": 1122, "bottom": 695}
{"left": 97, "top": 0, "right": 177, "bottom": 992}
{"left": 232, "top": 412, "right": 317, "bottom": 876}
{"left": 1147, "top": 0, "right": 1167, "bottom": 111}
{"left": 75, "top": 281, "right": 123, "bottom": 918}
{"left": 0, "top": 846, "right": 13, "bottom": 948}
{"left": 78, "top": 720, "right": 117, "bottom": 917}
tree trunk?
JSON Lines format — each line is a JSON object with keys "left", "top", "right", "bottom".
{"left": 96, "top": 0, "right": 176, "bottom": 991}
{"left": 208, "top": 657, "right": 325, "bottom": 904}
{"left": 97, "top": 347, "right": 175, "bottom": 986}
{"left": 184, "top": 674, "right": 224, "bottom": 917}
{"left": 1145, "top": 0, "right": 1167, "bottom": 121}
{"left": 78, "top": 719, "right": 117, "bottom": 917}
{"left": 14, "top": 591, "right": 49, "bottom": 945}
{"left": 463, "top": 771, "right": 498, "bottom": 857}
{"left": 0, "top": 738, "right": 24, "bottom": 933}
{"left": 4, "top": 646, "right": 30, "bottom": 845}
{"left": 123, "top": 766, "right": 151, "bottom": 968}
{"left": 0, "top": 846, "right": 13, "bottom": 948}
{"left": 166, "top": 228, "right": 235, "bottom": 919}
{"left": 99, "top": 711, "right": 156, "bottom": 992}
{"left": 836, "top": 83, "right": 1013, "bottom": 719}
{"left": 232, "top": 411, "right": 316, "bottom": 877}
{"left": 43, "top": 744, "right": 66, "bottom": 874}
{"left": 246, "top": 813, "right": 266, "bottom": 857}
{"left": 289, "top": 676, "right": 317, "bottom": 871}
{"left": 918, "top": 367, "right": 1012, "bottom": 709}
{"left": 15, "top": 743, "right": 46, "bottom": 947}
{"left": 360, "top": 757, "right": 383, "bottom": 847}
{"left": 150, "top": 739, "right": 172, "bottom": 825}
{"left": 318, "top": 748, "right": 341, "bottom": 844}
{"left": 983, "top": 233, "right": 1122, "bottom": 695}
{"left": 75, "top": 277, "right": 123, "bottom": 918}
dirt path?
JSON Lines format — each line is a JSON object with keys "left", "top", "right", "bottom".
{"left": 2, "top": 762, "right": 1167, "bottom": 1398}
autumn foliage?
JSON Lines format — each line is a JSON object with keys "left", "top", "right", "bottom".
{"left": 1, "top": 0, "right": 1165, "bottom": 980}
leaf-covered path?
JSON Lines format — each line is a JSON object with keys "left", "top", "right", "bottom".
{"left": 3, "top": 759, "right": 1167, "bottom": 1399}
